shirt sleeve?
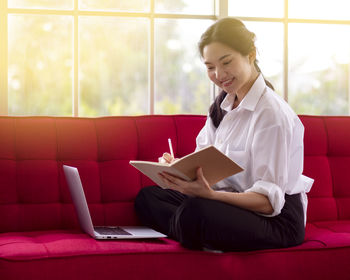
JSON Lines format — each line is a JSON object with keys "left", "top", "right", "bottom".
{"left": 244, "top": 115, "right": 293, "bottom": 217}
{"left": 195, "top": 115, "right": 216, "bottom": 151}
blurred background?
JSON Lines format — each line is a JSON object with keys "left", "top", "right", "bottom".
{"left": 1, "top": 0, "right": 350, "bottom": 116}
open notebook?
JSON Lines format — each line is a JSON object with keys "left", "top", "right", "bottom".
{"left": 130, "top": 145, "right": 243, "bottom": 188}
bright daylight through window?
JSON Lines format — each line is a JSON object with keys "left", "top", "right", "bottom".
{"left": 0, "top": 0, "right": 350, "bottom": 116}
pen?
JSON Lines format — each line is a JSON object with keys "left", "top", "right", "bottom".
{"left": 168, "top": 138, "right": 174, "bottom": 158}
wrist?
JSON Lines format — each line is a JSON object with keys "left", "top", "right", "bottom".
{"left": 206, "top": 188, "right": 217, "bottom": 200}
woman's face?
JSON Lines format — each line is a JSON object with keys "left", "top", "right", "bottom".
{"left": 202, "top": 41, "right": 257, "bottom": 96}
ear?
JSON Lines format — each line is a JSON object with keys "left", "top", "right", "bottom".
{"left": 248, "top": 48, "right": 256, "bottom": 64}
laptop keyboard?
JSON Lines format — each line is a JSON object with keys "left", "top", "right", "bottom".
{"left": 94, "top": 226, "right": 132, "bottom": 236}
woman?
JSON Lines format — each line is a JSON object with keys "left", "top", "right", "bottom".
{"left": 134, "top": 17, "right": 313, "bottom": 252}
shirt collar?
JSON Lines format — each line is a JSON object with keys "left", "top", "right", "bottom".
{"left": 220, "top": 74, "right": 266, "bottom": 112}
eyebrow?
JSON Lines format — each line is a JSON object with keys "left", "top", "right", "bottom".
{"left": 204, "top": 54, "right": 232, "bottom": 65}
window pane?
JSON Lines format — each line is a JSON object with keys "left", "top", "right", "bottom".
{"left": 289, "top": 24, "right": 350, "bottom": 115}
{"left": 79, "top": 17, "right": 148, "bottom": 116}
{"left": 8, "top": 15, "right": 73, "bottom": 116}
{"left": 244, "top": 21, "right": 284, "bottom": 96}
{"left": 229, "top": 0, "right": 284, "bottom": 18}
{"left": 155, "top": 19, "right": 212, "bottom": 114}
{"left": 9, "top": 0, "right": 73, "bottom": 9}
{"left": 79, "top": 0, "right": 149, "bottom": 12}
{"left": 155, "top": 0, "right": 214, "bottom": 15}
{"left": 289, "top": 0, "right": 350, "bottom": 20}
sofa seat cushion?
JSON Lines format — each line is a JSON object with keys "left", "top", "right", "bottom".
{"left": 0, "top": 230, "right": 186, "bottom": 261}
{"left": 305, "top": 220, "right": 350, "bottom": 247}
{"left": 1, "top": 228, "right": 350, "bottom": 280}
{"left": 2, "top": 223, "right": 350, "bottom": 261}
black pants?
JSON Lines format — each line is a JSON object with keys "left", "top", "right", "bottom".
{"left": 134, "top": 186, "right": 305, "bottom": 252}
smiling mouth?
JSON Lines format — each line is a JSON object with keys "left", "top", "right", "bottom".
{"left": 222, "top": 78, "right": 234, "bottom": 87}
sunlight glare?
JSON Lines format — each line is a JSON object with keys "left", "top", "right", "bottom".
{"left": 166, "top": 39, "right": 181, "bottom": 51}
{"left": 289, "top": 24, "right": 350, "bottom": 73}
{"left": 289, "top": 0, "right": 350, "bottom": 20}
{"left": 229, "top": 0, "right": 284, "bottom": 18}
{"left": 43, "top": 22, "right": 52, "bottom": 32}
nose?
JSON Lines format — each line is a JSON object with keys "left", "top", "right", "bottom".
{"left": 215, "top": 67, "right": 227, "bottom": 81}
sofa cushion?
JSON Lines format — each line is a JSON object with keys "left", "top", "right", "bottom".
{"left": 2, "top": 221, "right": 350, "bottom": 262}
{"left": 1, "top": 226, "right": 350, "bottom": 280}
{"left": 0, "top": 115, "right": 206, "bottom": 233}
{"left": 1, "top": 115, "right": 350, "bottom": 228}
{"left": 301, "top": 116, "right": 350, "bottom": 222}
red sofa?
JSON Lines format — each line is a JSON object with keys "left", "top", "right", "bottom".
{"left": 1, "top": 115, "right": 350, "bottom": 280}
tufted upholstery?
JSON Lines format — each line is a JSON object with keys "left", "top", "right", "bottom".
{"left": 0, "top": 116, "right": 204, "bottom": 233}
{"left": 1, "top": 115, "right": 350, "bottom": 280}
{"left": 302, "top": 116, "right": 350, "bottom": 222}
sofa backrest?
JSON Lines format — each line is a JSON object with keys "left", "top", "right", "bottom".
{"left": 0, "top": 116, "right": 205, "bottom": 232}
{"left": 301, "top": 115, "right": 350, "bottom": 222}
{"left": 0, "top": 115, "right": 349, "bottom": 232}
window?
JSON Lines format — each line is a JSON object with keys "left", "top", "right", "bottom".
{"left": 229, "top": 0, "right": 350, "bottom": 115}
{"left": 79, "top": 16, "right": 149, "bottom": 116}
{"left": 8, "top": 14, "right": 73, "bottom": 116}
{"left": 288, "top": 23, "right": 350, "bottom": 115}
{"left": 1, "top": 0, "right": 350, "bottom": 116}
{"left": 154, "top": 19, "right": 212, "bottom": 114}
{"left": 1, "top": 0, "right": 216, "bottom": 116}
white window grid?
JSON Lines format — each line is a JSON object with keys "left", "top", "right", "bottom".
{"left": 1, "top": 0, "right": 350, "bottom": 116}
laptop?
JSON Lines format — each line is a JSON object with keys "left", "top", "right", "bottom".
{"left": 63, "top": 165, "right": 167, "bottom": 240}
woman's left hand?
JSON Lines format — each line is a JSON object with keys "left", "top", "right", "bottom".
{"left": 158, "top": 167, "right": 214, "bottom": 199}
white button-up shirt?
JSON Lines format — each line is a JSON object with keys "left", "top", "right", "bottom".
{"left": 196, "top": 74, "right": 314, "bottom": 225}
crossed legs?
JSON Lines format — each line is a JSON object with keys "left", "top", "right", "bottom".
{"left": 134, "top": 186, "right": 304, "bottom": 251}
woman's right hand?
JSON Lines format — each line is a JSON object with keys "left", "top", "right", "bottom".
{"left": 158, "top": 152, "right": 176, "bottom": 164}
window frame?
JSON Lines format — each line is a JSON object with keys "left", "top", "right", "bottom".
{"left": 0, "top": 0, "right": 219, "bottom": 116}
{"left": 231, "top": 0, "right": 350, "bottom": 114}
{"left": 1, "top": 0, "right": 350, "bottom": 116}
